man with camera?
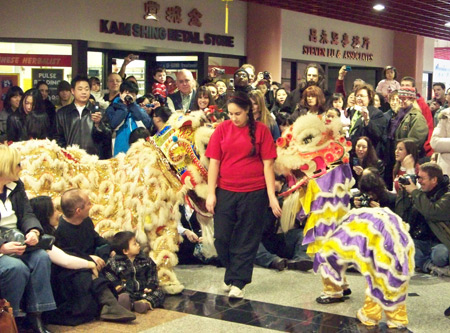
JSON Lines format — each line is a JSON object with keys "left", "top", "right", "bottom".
{"left": 56, "top": 75, "right": 112, "bottom": 159}
{"left": 395, "top": 162, "right": 450, "bottom": 276}
{"left": 106, "top": 81, "right": 151, "bottom": 156}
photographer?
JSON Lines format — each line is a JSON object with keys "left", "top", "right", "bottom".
{"left": 106, "top": 81, "right": 151, "bottom": 156}
{"left": 352, "top": 167, "right": 396, "bottom": 210}
{"left": 395, "top": 163, "right": 450, "bottom": 276}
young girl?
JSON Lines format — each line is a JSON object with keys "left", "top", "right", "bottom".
{"left": 271, "top": 88, "right": 288, "bottom": 114}
{"left": 351, "top": 136, "right": 385, "bottom": 183}
{"left": 392, "top": 138, "right": 419, "bottom": 193}
{"left": 205, "top": 91, "right": 281, "bottom": 299}
{"left": 249, "top": 90, "right": 280, "bottom": 140}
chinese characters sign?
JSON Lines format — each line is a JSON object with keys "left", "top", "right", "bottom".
{"left": 144, "top": 1, "right": 203, "bottom": 27}
{"left": 99, "top": 1, "right": 234, "bottom": 48}
{"left": 304, "top": 28, "right": 374, "bottom": 62}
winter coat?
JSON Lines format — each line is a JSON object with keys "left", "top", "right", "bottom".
{"left": 430, "top": 107, "right": 450, "bottom": 176}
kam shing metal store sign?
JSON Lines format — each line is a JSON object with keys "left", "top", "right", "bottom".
{"left": 99, "top": 1, "right": 234, "bottom": 48}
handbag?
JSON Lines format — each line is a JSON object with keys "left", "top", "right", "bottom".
{"left": 0, "top": 299, "right": 18, "bottom": 333}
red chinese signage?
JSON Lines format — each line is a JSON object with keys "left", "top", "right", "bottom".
{"left": 304, "top": 28, "right": 373, "bottom": 62}
{"left": 0, "top": 54, "right": 72, "bottom": 67}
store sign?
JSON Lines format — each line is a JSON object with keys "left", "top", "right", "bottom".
{"left": 0, "top": 53, "right": 72, "bottom": 67}
{"left": 99, "top": 19, "right": 234, "bottom": 47}
{"left": 302, "top": 28, "right": 374, "bottom": 62}
{"left": 157, "top": 61, "right": 198, "bottom": 70}
{"left": 32, "top": 69, "right": 64, "bottom": 102}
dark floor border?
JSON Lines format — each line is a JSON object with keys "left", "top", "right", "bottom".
{"left": 163, "top": 289, "right": 411, "bottom": 332}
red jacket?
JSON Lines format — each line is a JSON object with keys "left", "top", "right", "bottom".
{"left": 416, "top": 94, "right": 434, "bottom": 156}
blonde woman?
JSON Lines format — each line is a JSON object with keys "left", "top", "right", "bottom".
{"left": 248, "top": 90, "right": 280, "bottom": 140}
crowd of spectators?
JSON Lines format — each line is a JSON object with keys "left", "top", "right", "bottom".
{"left": 1, "top": 54, "right": 450, "bottom": 331}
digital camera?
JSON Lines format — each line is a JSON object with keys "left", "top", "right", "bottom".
{"left": 398, "top": 174, "right": 417, "bottom": 185}
{"left": 359, "top": 193, "right": 372, "bottom": 207}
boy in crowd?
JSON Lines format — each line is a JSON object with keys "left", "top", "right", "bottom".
{"left": 152, "top": 67, "right": 168, "bottom": 105}
{"left": 104, "top": 231, "right": 165, "bottom": 314}
{"left": 106, "top": 81, "right": 151, "bottom": 156}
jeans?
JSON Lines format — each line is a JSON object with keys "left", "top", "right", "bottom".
{"left": 414, "top": 239, "right": 449, "bottom": 271}
{"left": 255, "top": 228, "right": 309, "bottom": 267}
{"left": 0, "top": 249, "right": 56, "bottom": 316}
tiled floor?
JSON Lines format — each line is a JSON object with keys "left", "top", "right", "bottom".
{"left": 45, "top": 265, "right": 450, "bottom": 332}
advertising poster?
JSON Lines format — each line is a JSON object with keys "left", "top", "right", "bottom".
{"left": 32, "top": 68, "right": 64, "bottom": 103}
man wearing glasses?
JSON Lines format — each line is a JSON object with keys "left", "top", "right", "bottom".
{"left": 396, "top": 162, "right": 450, "bottom": 277}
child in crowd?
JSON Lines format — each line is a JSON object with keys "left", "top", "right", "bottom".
{"left": 88, "top": 77, "right": 109, "bottom": 109}
{"left": 329, "top": 93, "right": 350, "bottom": 135}
{"left": 152, "top": 67, "right": 168, "bottom": 105}
{"left": 104, "top": 231, "right": 165, "bottom": 314}
{"left": 324, "top": 107, "right": 341, "bottom": 124}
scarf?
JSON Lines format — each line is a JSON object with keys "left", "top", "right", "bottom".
{"left": 388, "top": 105, "right": 412, "bottom": 140}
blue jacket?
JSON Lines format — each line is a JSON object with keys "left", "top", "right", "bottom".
{"left": 106, "top": 97, "right": 151, "bottom": 156}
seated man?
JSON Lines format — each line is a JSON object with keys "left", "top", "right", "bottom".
{"left": 106, "top": 81, "right": 151, "bottom": 156}
{"left": 255, "top": 175, "right": 313, "bottom": 271}
{"left": 395, "top": 162, "right": 450, "bottom": 276}
{"left": 49, "top": 189, "right": 136, "bottom": 325}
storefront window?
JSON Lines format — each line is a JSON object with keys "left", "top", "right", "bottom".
{"left": 0, "top": 42, "right": 72, "bottom": 103}
{"left": 87, "top": 51, "right": 103, "bottom": 84}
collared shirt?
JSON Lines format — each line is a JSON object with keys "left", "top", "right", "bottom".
{"left": 0, "top": 182, "right": 18, "bottom": 230}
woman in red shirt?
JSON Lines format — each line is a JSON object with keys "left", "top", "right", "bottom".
{"left": 206, "top": 92, "right": 281, "bottom": 299}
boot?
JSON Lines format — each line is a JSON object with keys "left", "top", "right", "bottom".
{"left": 28, "top": 312, "right": 52, "bottom": 333}
{"left": 98, "top": 288, "right": 136, "bottom": 322}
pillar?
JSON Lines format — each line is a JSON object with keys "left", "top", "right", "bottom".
{"left": 246, "top": 3, "right": 282, "bottom": 82}
{"left": 393, "top": 32, "right": 424, "bottom": 89}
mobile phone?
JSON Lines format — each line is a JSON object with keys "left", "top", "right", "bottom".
{"left": 228, "top": 78, "right": 234, "bottom": 89}
{"left": 352, "top": 157, "right": 359, "bottom": 166}
{"left": 345, "top": 66, "right": 352, "bottom": 71}
{"left": 91, "top": 102, "right": 100, "bottom": 113}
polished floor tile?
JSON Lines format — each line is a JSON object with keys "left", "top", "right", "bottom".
{"left": 46, "top": 264, "right": 450, "bottom": 332}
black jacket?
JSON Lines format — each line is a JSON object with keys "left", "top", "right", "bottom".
{"left": 349, "top": 105, "right": 388, "bottom": 158}
{"left": 0, "top": 180, "right": 43, "bottom": 247}
{"left": 55, "top": 102, "right": 112, "bottom": 159}
{"left": 168, "top": 90, "right": 197, "bottom": 111}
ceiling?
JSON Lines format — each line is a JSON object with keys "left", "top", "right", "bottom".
{"left": 241, "top": 0, "right": 450, "bottom": 42}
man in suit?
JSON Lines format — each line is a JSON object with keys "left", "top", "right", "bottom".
{"left": 167, "top": 69, "right": 196, "bottom": 113}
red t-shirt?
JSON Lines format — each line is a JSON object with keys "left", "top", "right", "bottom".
{"left": 206, "top": 120, "right": 277, "bottom": 192}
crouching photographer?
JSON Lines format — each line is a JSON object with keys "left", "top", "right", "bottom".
{"left": 395, "top": 162, "right": 450, "bottom": 276}
{"left": 352, "top": 167, "right": 396, "bottom": 210}
{"left": 106, "top": 81, "right": 152, "bottom": 156}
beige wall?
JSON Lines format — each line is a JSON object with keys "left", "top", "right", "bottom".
{"left": 1, "top": 0, "right": 247, "bottom": 56}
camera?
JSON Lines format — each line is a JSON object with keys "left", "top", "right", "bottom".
{"left": 124, "top": 95, "right": 133, "bottom": 105}
{"left": 359, "top": 193, "right": 372, "bottom": 207}
{"left": 263, "top": 71, "right": 271, "bottom": 80}
{"left": 91, "top": 102, "right": 100, "bottom": 114}
{"left": 145, "top": 103, "right": 155, "bottom": 108}
{"left": 398, "top": 174, "right": 417, "bottom": 185}
{"left": 215, "top": 68, "right": 225, "bottom": 75}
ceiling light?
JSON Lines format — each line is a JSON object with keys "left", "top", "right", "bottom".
{"left": 445, "top": 22, "right": 450, "bottom": 27}
{"left": 144, "top": 13, "right": 158, "bottom": 21}
{"left": 373, "top": 4, "right": 385, "bottom": 11}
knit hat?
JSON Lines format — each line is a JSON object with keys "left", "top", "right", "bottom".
{"left": 57, "top": 80, "right": 71, "bottom": 93}
{"left": 398, "top": 86, "right": 416, "bottom": 99}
